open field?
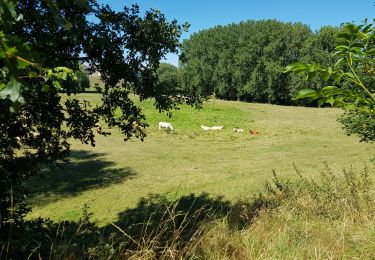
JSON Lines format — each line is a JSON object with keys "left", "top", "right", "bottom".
{"left": 26, "top": 94, "right": 375, "bottom": 224}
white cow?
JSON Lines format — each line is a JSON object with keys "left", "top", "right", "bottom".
{"left": 210, "top": 126, "right": 224, "bottom": 130}
{"left": 201, "top": 125, "right": 224, "bottom": 131}
{"left": 159, "top": 122, "right": 173, "bottom": 131}
{"left": 201, "top": 125, "right": 211, "bottom": 131}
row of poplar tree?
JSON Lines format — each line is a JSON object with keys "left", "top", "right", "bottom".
{"left": 168, "top": 19, "right": 340, "bottom": 105}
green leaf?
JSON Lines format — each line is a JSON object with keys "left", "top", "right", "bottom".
{"left": 28, "top": 71, "right": 38, "bottom": 77}
{"left": 307, "top": 71, "right": 317, "bottom": 80}
{"left": 0, "top": 48, "right": 5, "bottom": 59}
{"left": 317, "top": 98, "right": 326, "bottom": 106}
{"left": 334, "top": 74, "right": 343, "bottom": 83}
{"left": 16, "top": 55, "right": 34, "bottom": 69}
{"left": 334, "top": 58, "right": 344, "bottom": 67}
{"left": 351, "top": 42, "right": 364, "bottom": 49}
{"left": 321, "top": 86, "right": 339, "bottom": 91}
{"left": 295, "top": 89, "right": 317, "bottom": 99}
{"left": 344, "top": 24, "right": 360, "bottom": 34}
{"left": 344, "top": 72, "right": 355, "bottom": 79}
{"left": 365, "top": 48, "right": 375, "bottom": 56}
{"left": 0, "top": 0, "right": 17, "bottom": 20}
{"left": 336, "top": 45, "right": 350, "bottom": 50}
{"left": 336, "top": 39, "right": 350, "bottom": 46}
{"left": 343, "top": 103, "right": 356, "bottom": 110}
{"left": 326, "top": 96, "right": 335, "bottom": 106}
{"left": 42, "top": 84, "right": 50, "bottom": 92}
{"left": 0, "top": 77, "right": 23, "bottom": 102}
{"left": 52, "top": 80, "right": 62, "bottom": 90}
{"left": 322, "top": 72, "right": 329, "bottom": 81}
{"left": 362, "top": 23, "right": 372, "bottom": 33}
{"left": 350, "top": 47, "right": 363, "bottom": 54}
{"left": 284, "top": 63, "right": 308, "bottom": 73}
{"left": 336, "top": 32, "right": 352, "bottom": 42}
{"left": 6, "top": 46, "right": 18, "bottom": 55}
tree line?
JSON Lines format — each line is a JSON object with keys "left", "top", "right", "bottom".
{"left": 173, "top": 20, "right": 339, "bottom": 105}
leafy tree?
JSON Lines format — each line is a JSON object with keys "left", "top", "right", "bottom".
{"left": 180, "top": 20, "right": 338, "bottom": 104}
{"left": 157, "top": 63, "right": 178, "bottom": 90}
{"left": 74, "top": 66, "right": 90, "bottom": 92}
{"left": 0, "top": 0, "right": 200, "bottom": 227}
{"left": 154, "top": 62, "right": 183, "bottom": 112}
{"left": 285, "top": 22, "right": 375, "bottom": 142}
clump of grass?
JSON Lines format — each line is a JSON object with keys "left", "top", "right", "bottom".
{"left": 112, "top": 201, "right": 208, "bottom": 259}
{"left": 191, "top": 164, "right": 375, "bottom": 259}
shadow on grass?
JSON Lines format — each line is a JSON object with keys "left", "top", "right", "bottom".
{"left": 111, "top": 191, "right": 275, "bottom": 240}
{"left": 26, "top": 150, "right": 136, "bottom": 206}
{"left": 113, "top": 193, "right": 232, "bottom": 242}
{"left": 4, "top": 191, "right": 276, "bottom": 258}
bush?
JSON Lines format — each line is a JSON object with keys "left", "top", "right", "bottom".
{"left": 339, "top": 109, "right": 375, "bottom": 143}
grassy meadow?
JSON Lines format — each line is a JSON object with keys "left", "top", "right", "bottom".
{"left": 26, "top": 93, "right": 375, "bottom": 225}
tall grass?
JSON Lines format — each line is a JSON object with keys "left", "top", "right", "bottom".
{"left": 3, "top": 165, "right": 375, "bottom": 259}
{"left": 193, "top": 164, "right": 375, "bottom": 259}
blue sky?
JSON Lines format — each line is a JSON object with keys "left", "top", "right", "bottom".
{"left": 99, "top": 0, "right": 375, "bottom": 65}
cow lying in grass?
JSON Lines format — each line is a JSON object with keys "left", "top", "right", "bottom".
{"left": 201, "top": 125, "right": 224, "bottom": 131}
{"left": 249, "top": 129, "right": 260, "bottom": 135}
{"left": 159, "top": 122, "right": 174, "bottom": 131}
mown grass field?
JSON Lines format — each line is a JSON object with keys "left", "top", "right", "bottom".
{"left": 26, "top": 93, "right": 375, "bottom": 225}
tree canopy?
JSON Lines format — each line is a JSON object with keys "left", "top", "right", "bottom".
{"left": 0, "top": 0, "right": 200, "bottom": 225}
{"left": 179, "top": 20, "right": 339, "bottom": 105}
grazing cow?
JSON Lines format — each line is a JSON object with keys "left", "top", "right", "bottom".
{"left": 159, "top": 122, "right": 173, "bottom": 131}
{"left": 201, "top": 125, "right": 224, "bottom": 131}
{"left": 233, "top": 128, "right": 244, "bottom": 133}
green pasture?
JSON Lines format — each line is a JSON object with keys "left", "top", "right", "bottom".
{"left": 26, "top": 93, "right": 375, "bottom": 225}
